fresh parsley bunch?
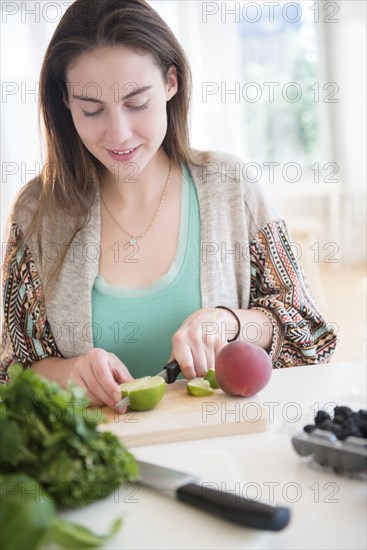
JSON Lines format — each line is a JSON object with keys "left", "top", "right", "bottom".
{"left": 0, "top": 364, "right": 139, "bottom": 508}
{"left": 0, "top": 473, "right": 123, "bottom": 550}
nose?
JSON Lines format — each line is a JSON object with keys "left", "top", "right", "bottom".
{"left": 104, "top": 109, "right": 133, "bottom": 145}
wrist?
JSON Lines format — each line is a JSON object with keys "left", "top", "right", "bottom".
{"left": 215, "top": 306, "right": 241, "bottom": 342}
{"left": 231, "top": 308, "right": 274, "bottom": 351}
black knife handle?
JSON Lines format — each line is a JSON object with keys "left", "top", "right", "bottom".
{"left": 177, "top": 483, "right": 290, "bottom": 531}
{"left": 164, "top": 360, "right": 181, "bottom": 384}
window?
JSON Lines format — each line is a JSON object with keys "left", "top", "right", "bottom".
{"left": 239, "top": 1, "right": 321, "bottom": 167}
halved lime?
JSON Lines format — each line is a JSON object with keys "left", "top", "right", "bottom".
{"left": 187, "top": 378, "right": 214, "bottom": 397}
{"left": 119, "top": 376, "right": 166, "bottom": 411}
{"left": 204, "top": 368, "right": 220, "bottom": 389}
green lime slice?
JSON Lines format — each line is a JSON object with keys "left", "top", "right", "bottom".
{"left": 187, "top": 378, "right": 214, "bottom": 397}
{"left": 119, "top": 376, "right": 166, "bottom": 411}
{"left": 204, "top": 368, "right": 220, "bottom": 389}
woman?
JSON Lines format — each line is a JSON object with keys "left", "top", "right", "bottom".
{"left": 0, "top": 0, "right": 337, "bottom": 408}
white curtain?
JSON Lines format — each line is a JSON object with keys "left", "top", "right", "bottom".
{"left": 150, "top": 1, "right": 247, "bottom": 155}
{"left": 321, "top": 1, "right": 366, "bottom": 263}
{"left": 1, "top": 1, "right": 61, "bottom": 243}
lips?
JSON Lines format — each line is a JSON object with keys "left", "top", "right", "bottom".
{"left": 106, "top": 145, "right": 141, "bottom": 162}
{"left": 109, "top": 147, "right": 136, "bottom": 155}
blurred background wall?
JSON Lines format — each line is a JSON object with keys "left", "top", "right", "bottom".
{"left": 1, "top": 0, "right": 366, "bottom": 362}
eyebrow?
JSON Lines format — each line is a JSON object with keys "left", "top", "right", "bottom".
{"left": 72, "top": 85, "right": 152, "bottom": 104}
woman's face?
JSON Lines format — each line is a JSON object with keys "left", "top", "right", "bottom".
{"left": 64, "top": 46, "right": 178, "bottom": 177}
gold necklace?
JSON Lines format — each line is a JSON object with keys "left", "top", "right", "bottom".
{"left": 100, "top": 160, "right": 172, "bottom": 246}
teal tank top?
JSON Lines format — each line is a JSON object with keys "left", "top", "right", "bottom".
{"left": 91, "top": 164, "right": 202, "bottom": 377}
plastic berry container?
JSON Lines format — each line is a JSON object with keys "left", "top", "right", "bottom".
{"left": 292, "top": 406, "right": 367, "bottom": 476}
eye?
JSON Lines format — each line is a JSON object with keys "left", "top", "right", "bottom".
{"left": 126, "top": 101, "right": 149, "bottom": 111}
{"left": 82, "top": 109, "right": 103, "bottom": 118}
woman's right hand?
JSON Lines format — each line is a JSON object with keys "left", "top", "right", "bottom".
{"left": 71, "top": 348, "right": 133, "bottom": 408}
{"left": 31, "top": 348, "right": 133, "bottom": 409}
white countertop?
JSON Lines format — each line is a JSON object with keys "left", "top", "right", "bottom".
{"left": 57, "top": 361, "right": 367, "bottom": 549}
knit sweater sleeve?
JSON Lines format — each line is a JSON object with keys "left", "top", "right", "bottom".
{"left": 249, "top": 218, "right": 338, "bottom": 367}
{"left": 0, "top": 222, "right": 62, "bottom": 382}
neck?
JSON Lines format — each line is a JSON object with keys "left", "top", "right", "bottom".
{"left": 100, "top": 149, "right": 173, "bottom": 208}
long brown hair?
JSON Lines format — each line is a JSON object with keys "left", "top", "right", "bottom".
{"left": 5, "top": 0, "right": 195, "bottom": 294}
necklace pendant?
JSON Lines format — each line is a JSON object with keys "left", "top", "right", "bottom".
{"left": 129, "top": 237, "right": 137, "bottom": 245}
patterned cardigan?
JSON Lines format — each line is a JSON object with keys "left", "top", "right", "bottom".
{"left": 0, "top": 150, "right": 337, "bottom": 381}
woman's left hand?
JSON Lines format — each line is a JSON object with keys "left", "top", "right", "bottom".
{"left": 166, "top": 308, "right": 231, "bottom": 379}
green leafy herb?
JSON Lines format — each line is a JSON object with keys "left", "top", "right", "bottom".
{"left": 0, "top": 365, "right": 139, "bottom": 507}
{"left": 0, "top": 473, "right": 122, "bottom": 549}
{"left": 46, "top": 516, "right": 123, "bottom": 549}
{"left": 0, "top": 473, "right": 56, "bottom": 550}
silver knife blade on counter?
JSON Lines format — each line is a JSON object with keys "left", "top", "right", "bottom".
{"left": 115, "top": 360, "right": 181, "bottom": 410}
{"left": 135, "top": 460, "right": 290, "bottom": 531}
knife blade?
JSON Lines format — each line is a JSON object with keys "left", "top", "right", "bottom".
{"left": 115, "top": 360, "right": 181, "bottom": 410}
{"left": 135, "top": 460, "right": 290, "bottom": 531}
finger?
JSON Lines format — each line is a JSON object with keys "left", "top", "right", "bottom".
{"left": 70, "top": 365, "right": 105, "bottom": 406}
{"left": 166, "top": 351, "right": 174, "bottom": 363}
{"left": 80, "top": 375, "right": 108, "bottom": 407}
{"left": 109, "top": 355, "right": 134, "bottom": 383}
{"left": 184, "top": 331, "right": 209, "bottom": 377}
{"left": 186, "top": 340, "right": 208, "bottom": 378}
{"left": 172, "top": 335, "right": 196, "bottom": 379}
{"left": 82, "top": 372, "right": 116, "bottom": 407}
{"left": 88, "top": 352, "right": 122, "bottom": 406}
{"left": 113, "top": 402, "right": 129, "bottom": 414}
{"left": 204, "top": 345, "right": 216, "bottom": 372}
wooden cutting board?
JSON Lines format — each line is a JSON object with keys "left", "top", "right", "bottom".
{"left": 99, "top": 380, "right": 268, "bottom": 447}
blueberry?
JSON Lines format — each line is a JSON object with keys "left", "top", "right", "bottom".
{"left": 341, "top": 420, "right": 356, "bottom": 434}
{"left": 335, "top": 415, "right": 364, "bottom": 439}
{"left": 334, "top": 406, "right": 353, "bottom": 418}
{"left": 315, "top": 410, "right": 330, "bottom": 425}
{"left": 330, "top": 424, "right": 343, "bottom": 438}
{"left": 333, "top": 414, "right": 345, "bottom": 425}
{"left": 338, "top": 430, "right": 350, "bottom": 441}
{"left": 339, "top": 427, "right": 362, "bottom": 441}
{"left": 359, "top": 420, "right": 367, "bottom": 437}
{"left": 304, "top": 424, "right": 316, "bottom": 434}
{"left": 303, "top": 406, "right": 367, "bottom": 443}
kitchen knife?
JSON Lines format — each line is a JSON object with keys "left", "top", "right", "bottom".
{"left": 135, "top": 460, "right": 290, "bottom": 531}
{"left": 115, "top": 360, "right": 181, "bottom": 410}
